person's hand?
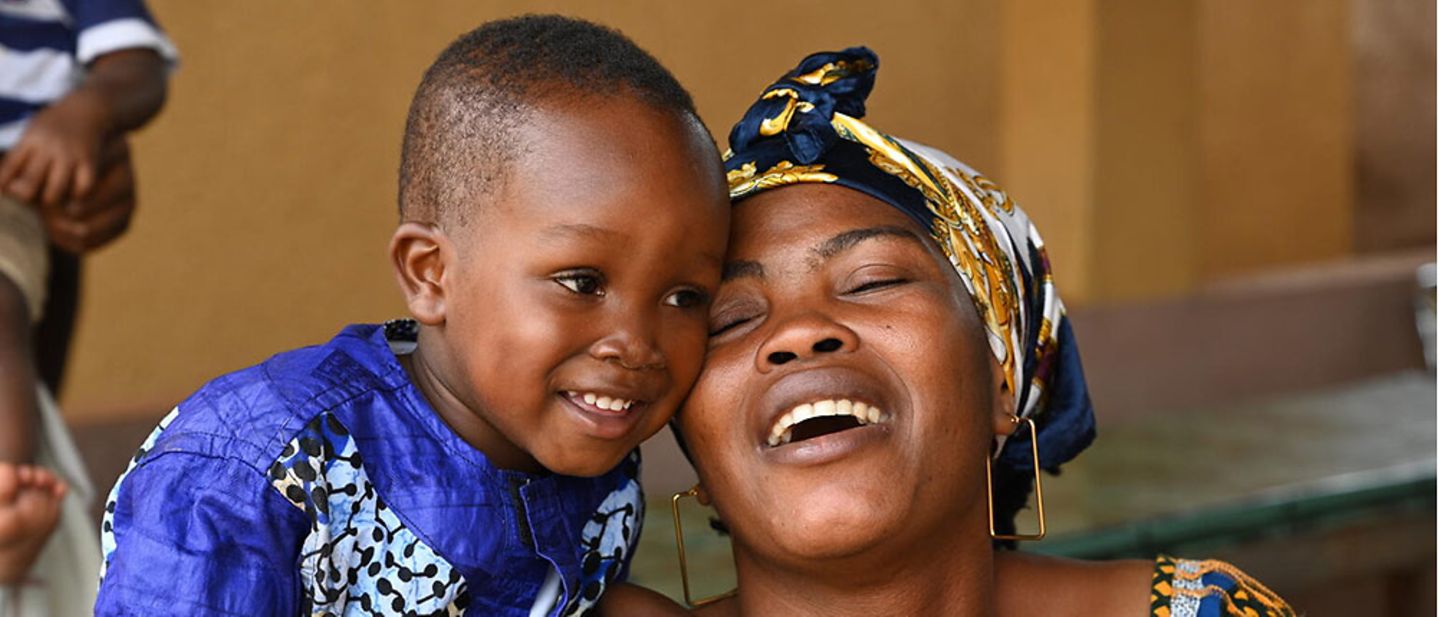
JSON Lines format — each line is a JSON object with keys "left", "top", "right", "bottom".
{"left": 41, "top": 137, "right": 136, "bottom": 254}
{"left": 0, "top": 90, "right": 110, "bottom": 209}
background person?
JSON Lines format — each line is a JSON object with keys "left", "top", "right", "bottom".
{"left": 0, "top": 0, "right": 173, "bottom": 613}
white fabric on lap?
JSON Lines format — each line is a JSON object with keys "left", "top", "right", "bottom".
{"left": 0, "top": 195, "right": 47, "bottom": 323}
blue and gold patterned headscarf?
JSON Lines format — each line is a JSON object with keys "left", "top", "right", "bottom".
{"left": 724, "top": 47, "right": 1095, "bottom": 472}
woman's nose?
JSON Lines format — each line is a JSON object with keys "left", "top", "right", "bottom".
{"left": 755, "top": 312, "right": 858, "bottom": 372}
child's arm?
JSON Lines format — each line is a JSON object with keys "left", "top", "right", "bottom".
{"left": 96, "top": 450, "right": 309, "bottom": 616}
{"left": 0, "top": 47, "right": 167, "bottom": 210}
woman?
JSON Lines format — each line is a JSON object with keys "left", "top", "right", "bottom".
{"left": 605, "top": 48, "right": 1295, "bottom": 616}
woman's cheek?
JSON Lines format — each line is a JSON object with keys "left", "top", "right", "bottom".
{"left": 684, "top": 362, "right": 749, "bottom": 468}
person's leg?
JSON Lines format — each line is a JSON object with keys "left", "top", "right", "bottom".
{"left": 33, "top": 247, "right": 79, "bottom": 395}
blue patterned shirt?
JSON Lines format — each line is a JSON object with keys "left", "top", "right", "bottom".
{"left": 96, "top": 323, "right": 644, "bottom": 616}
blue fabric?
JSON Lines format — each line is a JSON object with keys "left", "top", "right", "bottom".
{"left": 62, "top": 0, "right": 161, "bottom": 33}
{"left": 0, "top": 16, "right": 74, "bottom": 53}
{"left": 1150, "top": 555, "right": 1297, "bottom": 616}
{"left": 0, "top": 99, "right": 43, "bottom": 124}
{"left": 97, "top": 324, "right": 643, "bottom": 616}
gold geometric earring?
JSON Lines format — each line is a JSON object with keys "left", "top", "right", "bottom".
{"left": 671, "top": 484, "right": 739, "bottom": 607}
{"left": 985, "top": 416, "right": 1046, "bottom": 541}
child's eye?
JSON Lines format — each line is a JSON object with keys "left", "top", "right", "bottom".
{"left": 554, "top": 270, "right": 606, "bottom": 296}
{"left": 663, "top": 288, "right": 711, "bottom": 309}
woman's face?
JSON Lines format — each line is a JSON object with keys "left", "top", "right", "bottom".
{"left": 678, "top": 184, "right": 1015, "bottom": 567}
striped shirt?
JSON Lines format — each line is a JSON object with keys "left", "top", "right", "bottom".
{"left": 0, "top": 0, "right": 177, "bottom": 150}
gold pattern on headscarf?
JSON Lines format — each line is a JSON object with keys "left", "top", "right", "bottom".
{"left": 951, "top": 168, "right": 1016, "bottom": 216}
{"left": 727, "top": 160, "right": 839, "bottom": 199}
{"left": 789, "top": 58, "right": 875, "bottom": 86}
{"left": 758, "top": 88, "right": 817, "bottom": 137}
{"left": 830, "top": 112, "right": 1022, "bottom": 394}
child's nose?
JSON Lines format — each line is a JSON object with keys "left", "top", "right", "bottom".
{"left": 588, "top": 319, "right": 666, "bottom": 371}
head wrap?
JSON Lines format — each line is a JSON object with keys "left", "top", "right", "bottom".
{"left": 724, "top": 47, "right": 1094, "bottom": 472}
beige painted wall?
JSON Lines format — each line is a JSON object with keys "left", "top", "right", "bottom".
{"left": 1197, "top": 0, "right": 1354, "bottom": 279}
{"left": 58, "top": 1, "right": 1426, "bottom": 422}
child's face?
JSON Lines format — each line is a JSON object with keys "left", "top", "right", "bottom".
{"left": 421, "top": 96, "right": 728, "bottom": 477}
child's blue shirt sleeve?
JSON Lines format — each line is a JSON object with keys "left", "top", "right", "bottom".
{"left": 65, "top": 0, "right": 178, "bottom": 65}
{"left": 95, "top": 448, "right": 309, "bottom": 616}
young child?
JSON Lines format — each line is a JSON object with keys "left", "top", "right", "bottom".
{"left": 95, "top": 15, "right": 729, "bottom": 616}
{"left": 1, "top": 1, "right": 173, "bottom": 614}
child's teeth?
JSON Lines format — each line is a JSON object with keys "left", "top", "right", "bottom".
{"left": 574, "top": 392, "right": 636, "bottom": 412}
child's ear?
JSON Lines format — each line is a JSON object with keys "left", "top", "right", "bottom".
{"left": 389, "top": 222, "right": 450, "bottom": 326}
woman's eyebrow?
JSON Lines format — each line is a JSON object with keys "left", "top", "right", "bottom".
{"left": 722, "top": 260, "right": 765, "bottom": 282}
{"left": 814, "top": 225, "right": 923, "bottom": 259}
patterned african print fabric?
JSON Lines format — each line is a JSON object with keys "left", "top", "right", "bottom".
{"left": 1150, "top": 555, "right": 1297, "bottom": 617}
{"left": 723, "top": 47, "right": 1094, "bottom": 472}
{"left": 96, "top": 323, "right": 642, "bottom": 616}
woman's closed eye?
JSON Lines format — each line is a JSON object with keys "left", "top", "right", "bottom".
{"left": 846, "top": 277, "right": 907, "bottom": 294}
{"left": 708, "top": 302, "right": 763, "bottom": 338}
{"left": 709, "top": 315, "right": 753, "bottom": 337}
{"left": 553, "top": 269, "right": 606, "bottom": 296}
{"left": 843, "top": 265, "right": 911, "bottom": 295}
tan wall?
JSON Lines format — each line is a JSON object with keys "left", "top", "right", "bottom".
{"left": 59, "top": 1, "right": 1429, "bottom": 422}
{"left": 1090, "top": 0, "right": 1202, "bottom": 301}
{"left": 1197, "top": 0, "right": 1354, "bottom": 279}
{"left": 1000, "top": 0, "right": 1097, "bottom": 301}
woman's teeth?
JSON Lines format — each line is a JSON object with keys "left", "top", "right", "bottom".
{"left": 767, "top": 398, "right": 888, "bottom": 447}
{"left": 574, "top": 391, "right": 635, "bottom": 412}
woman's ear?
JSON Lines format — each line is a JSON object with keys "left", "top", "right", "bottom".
{"left": 390, "top": 222, "right": 450, "bottom": 326}
{"left": 990, "top": 359, "right": 1018, "bottom": 437}
{"left": 693, "top": 483, "right": 713, "bottom": 507}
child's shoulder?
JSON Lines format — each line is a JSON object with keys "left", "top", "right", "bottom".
{"left": 152, "top": 323, "right": 402, "bottom": 467}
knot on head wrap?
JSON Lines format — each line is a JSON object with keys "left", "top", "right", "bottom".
{"left": 724, "top": 47, "right": 1096, "bottom": 472}
{"left": 726, "top": 46, "right": 877, "bottom": 165}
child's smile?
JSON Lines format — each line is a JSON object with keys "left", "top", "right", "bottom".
{"left": 559, "top": 388, "right": 651, "bottom": 440}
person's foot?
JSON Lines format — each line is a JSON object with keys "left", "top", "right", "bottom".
{"left": 0, "top": 463, "right": 66, "bottom": 584}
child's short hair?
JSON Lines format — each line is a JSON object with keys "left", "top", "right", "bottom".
{"left": 398, "top": 14, "right": 703, "bottom": 226}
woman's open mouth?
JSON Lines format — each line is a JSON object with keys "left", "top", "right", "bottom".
{"left": 766, "top": 398, "right": 891, "bottom": 447}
